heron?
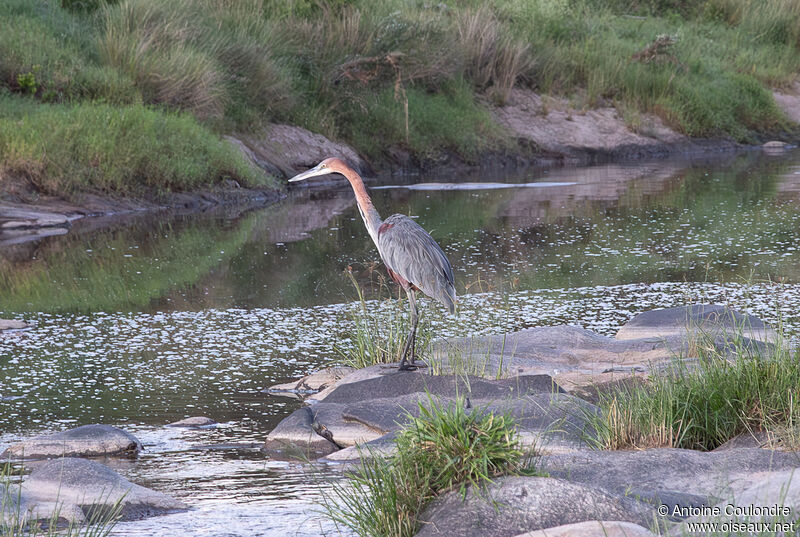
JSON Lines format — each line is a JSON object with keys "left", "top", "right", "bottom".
{"left": 289, "top": 157, "right": 456, "bottom": 371}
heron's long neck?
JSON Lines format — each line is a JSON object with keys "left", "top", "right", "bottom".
{"left": 342, "top": 167, "right": 382, "bottom": 247}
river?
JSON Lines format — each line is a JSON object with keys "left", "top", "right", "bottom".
{"left": 2, "top": 149, "right": 800, "bottom": 536}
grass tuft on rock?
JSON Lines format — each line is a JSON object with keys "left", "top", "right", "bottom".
{"left": 322, "top": 395, "right": 534, "bottom": 537}
{"left": 585, "top": 332, "right": 800, "bottom": 451}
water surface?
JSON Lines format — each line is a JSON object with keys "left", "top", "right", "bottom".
{"left": 2, "top": 150, "right": 800, "bottom": 536}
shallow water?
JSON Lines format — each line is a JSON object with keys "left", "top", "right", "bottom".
{"left": 2, "top": 149, "right": 800, "bottom": 536}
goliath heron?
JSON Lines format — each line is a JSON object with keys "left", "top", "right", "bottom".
{"left": 289, "top": 157, "right": 456, "bottom": 371}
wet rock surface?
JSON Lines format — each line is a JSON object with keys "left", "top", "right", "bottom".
{"left": 3, "top": 458, "right": 186, "bottom": 525}
{"left": 510, "top": 521, "right": 657, "bottom": 537}
{"left": 1, "top": 424, "right": 143, "bottom": 459}
{"left": 166, "top": 416, "right": 217, "bottom": 428}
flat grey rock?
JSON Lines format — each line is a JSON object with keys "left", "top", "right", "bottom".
{"left": 512, "top": 521, "right": 656, "bottom": 537}
{"left": 615, "top": 304, "right": 773, "bottom": 342}
{"left": 166, "top": 416, "right": 217, "bottom": 428}
{"left": 2, "top": 425, "right": 143, "bottom": 459}
{"left": 415, "top": 476, "right": 656, "bottom": 537}
{"left": 268, "top": 366, "right": 356, "bottom": 397}
{"left": 541, "top": 448, "right": 800, "bottom": 517}
{"left": 9, "top": 458, "right": 187, "bottom": 524}
{"left": 263, "top": 406, "right": 339, "bottom": 458}
{"left": 320, "top": 372, "right": 561, "bottom": 405}
{"left": 670, "top": 468, "right": 800, "bottom": 535}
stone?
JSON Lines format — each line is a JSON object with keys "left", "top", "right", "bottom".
{"left": 0, "top": 319, "right": 30, "bottom": 331}
{"left": 8, "top": 458, "right": 187, "bottom": 524}
{"left": 511, "top": 521, "right": 656, "bottom": 537}
{"left": 319, "top": 371, "right": 561, "bottom": 405}
{"left": 540, "top": 447, "right": 800, "bottom": 518}
{"left": 1, "top": 424, "right": 143, "bottom": 459}
{"left": 615, "top": 304, "right": 774, "bottom": 342}
{"left": 263, "top": 406, "right": 339, "bottom": 458}
{"left": 670, "top": 468, "right": 800, "bottom": 535}
{"left": 231, "top": 124, "right": 367, "bottom": 179}
{"left": 267, "top": 366, "right": 356, "bottom": 398}
{"left": 415, "top": 476, "right": 656, "bottom": 537}
{"left": 165, "top": 416, "right": 217, "bottom": 428}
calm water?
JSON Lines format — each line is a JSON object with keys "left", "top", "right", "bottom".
{"left": 2, "top": 149, "right": 800, "bottom": 536}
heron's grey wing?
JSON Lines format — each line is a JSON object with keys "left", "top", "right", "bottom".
{"left": 377, "top": 214, "right": 456, "bottom": 313}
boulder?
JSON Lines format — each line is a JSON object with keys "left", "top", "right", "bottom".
{"left": 615, "top": 304, "right": 774, "bottom": 342}
{"left": 415, "top": 476, "right": 656, "bottom": 537}
{"left": 511, "top": 521, "right": 656, "bottom": 537}
{"left": 540, "top": 447, "right": 800, "bottom": 518}
{"left": 165, "top": 416, "right": 217, "bottom": 428}
{"left": 670, "top": 468, "right": 800, "bottom": 535}
{"left": 7, "top": 458, "right": 186, "bottom": 524}
{"left": 0, "top": 319, "right": 30, "bottom": 331}
{"left": 267, "top": 366, "right": 356, "bottom": 398}
{"left": 1, "top": 425, "right": 142, "bottom": 459}
{"left": 431, "top": 305, "right": 771, "bottom": 391}
{"left": 264, "top": 372, "right": 579, "bottom": 458}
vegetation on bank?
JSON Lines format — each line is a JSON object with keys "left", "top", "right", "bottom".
{"left": 323, "top": 396, "right": 535, "bottom": 537}
{"left": 1, "top": 0, "right": 799, "bottom": 196}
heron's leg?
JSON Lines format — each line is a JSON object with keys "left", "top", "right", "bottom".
{"left": 398, "top": 289, "right": 419, "bottom": 371}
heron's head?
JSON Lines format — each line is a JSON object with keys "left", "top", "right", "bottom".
{"left": 288, "top": 157, "right": 348, "bottom": 183}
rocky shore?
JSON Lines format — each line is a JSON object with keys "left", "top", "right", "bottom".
{"left": 263, "top": 304, "right": 798, "bottom": 537}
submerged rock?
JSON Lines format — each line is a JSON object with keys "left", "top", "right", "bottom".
{"left": 2, "top": 424, "right": 142, "bottom": 459}
{"left": 166, "top": 416, "right": 217, "bottom": 428}
{"left": 3, "top": 458, "right": 187, "bottom": 525}
{"left": 415, "top": 476, "right": 656, "bottom": 537}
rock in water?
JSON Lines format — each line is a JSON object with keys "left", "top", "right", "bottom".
{"left": 0, "top": 319, "right": 29, "bottom": 331}
{"left": 166, "top": 416, "right": 217, "bottom": 428}
{"left": 9, "top": 458, "right": 187, "bottom": 524}
{"left": 615, "top": 304, "right": 774, "bottom": 342}
{"left": 1, "top": 424, "right": 143, "bottom": 459}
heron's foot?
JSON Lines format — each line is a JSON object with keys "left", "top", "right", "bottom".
{"left": 397, "top": 362, "right": 419, "bottom": 372}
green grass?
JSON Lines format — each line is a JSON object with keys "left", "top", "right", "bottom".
{"left": 322, "top": 395, "right": 533, "bottom": 537}
{"left": 336, "top": 269, "right": 435, "bottom": 369}
{"left": 584, "top": 329, "right": 800, "bottom": 451}
{"left": 0, "top": 97, "right": 269, "bottom": 196}
{"left": 1, "top": 0, "right": 799, "bottom": 196}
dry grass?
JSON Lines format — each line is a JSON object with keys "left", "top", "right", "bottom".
{"left": 455, "top": 6, "right": 534, "bottom": 104}
{"left": 99, "top": 0, "right": 291, "bottom": 125}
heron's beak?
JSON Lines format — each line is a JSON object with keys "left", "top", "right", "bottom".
{"left": 288, "top": 164, "right": 332, "bottom": 183}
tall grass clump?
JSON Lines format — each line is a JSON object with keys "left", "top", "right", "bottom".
{"left": 455, "top": 6, "right": 534, "bottom": 104}
{"left": 323, "top": 396, "right": 530, "bottom": 537}
{"left": 0, "top": 0, "right": 138, "bottom": 104}
{"left": 337, "top": 269, "right": 434, "bottom": 369}
{"left": 99, "top": 0, "right": 292, "bottom": 127}
{"left": 0, "top": 97, "right": 268, "bottom": 196}
{"left": 586, "top": 331, "right": 800, "bottom": 451}
{"left": 1, "top": 463, "right": 121, "bottom": 537}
